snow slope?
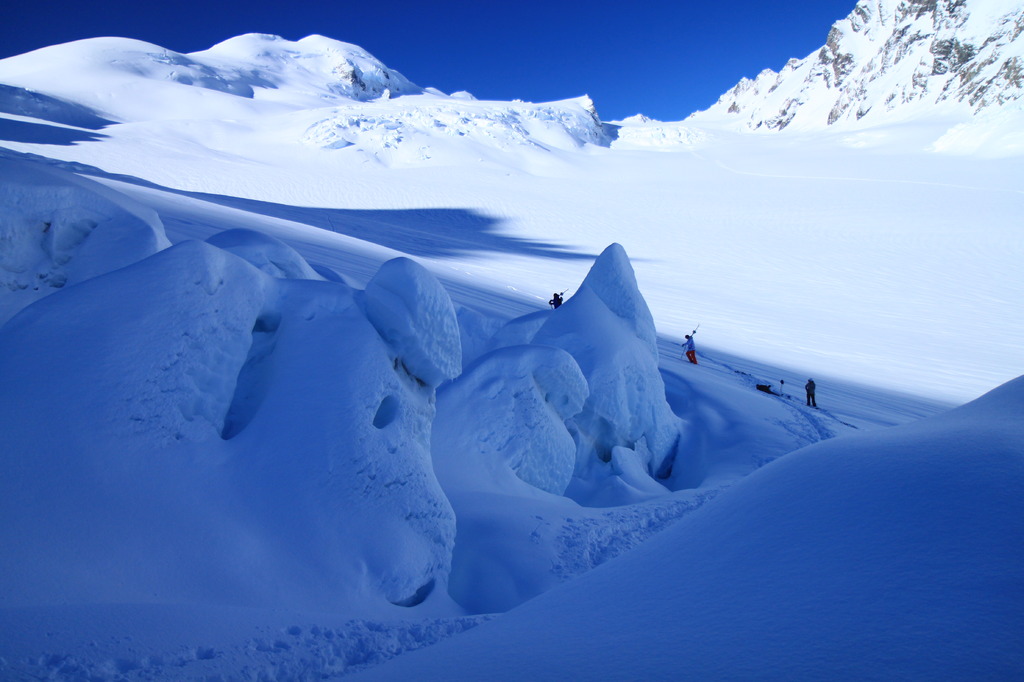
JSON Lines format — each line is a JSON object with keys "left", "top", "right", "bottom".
{"left": 357, "top": 375, "right": 1024, "bottom": 681}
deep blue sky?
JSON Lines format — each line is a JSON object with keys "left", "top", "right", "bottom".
{"left": 1, "top": 0, "right": 857, "bottom": 121}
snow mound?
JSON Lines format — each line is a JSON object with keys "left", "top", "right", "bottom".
{"left": 433, "top": 345, "right": 588, "bottom": 495}
{"left": 0, "top": 157, "right": 169, "bottom": 325}
{"left": 206, "top": 228, "right": 325, "bottom": 280}
{"left": 463, "top": 245, "right": 685, "bottom": 503}
{"left": 0, "top": 240, "right": 272, "bottom": 448}
{"left": 358, "top": 374, "right": 1024, "bottom": 680}
{"left": 0, "top": 241, "right": 457, "bottom": 611}
{"left": 480, "top": 309, "right": 551, "bottom": 360}
{"left": 364, "top": 257, "right": 462, "bottom": 387}
{"left": 531, "top": 244, "right": 684, "bottom": 495}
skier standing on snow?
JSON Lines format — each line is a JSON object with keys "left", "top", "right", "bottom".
{"left": 549, "top": 292, "right": 564, "bottom": 309}
{"left": 805, "top": 379, "right": 817, "bottom": 407}
{"left": 682, "top": 333, "right": 698, "bottom": 365}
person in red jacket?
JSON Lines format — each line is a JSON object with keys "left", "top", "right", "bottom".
{"left": 682, "top": 333, "right": 698, "bottom": 365}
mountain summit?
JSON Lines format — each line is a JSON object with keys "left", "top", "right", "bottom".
{"left": 691, "top": 0, "right": 1024, "bottom": 131}
{"left": 0, "top": 34, "right": 423, "bottom": 120}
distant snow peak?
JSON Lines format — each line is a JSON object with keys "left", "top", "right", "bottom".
{"left": 692, "top": 0, "right": 1024, "bottom": 131}
{"left": 0, "top": 33, "right": 423, "bottom": 121}
{"left": 195, "top": 33, "right": 423, "bottom": 103}
{"left": 620, "top": 114, "right": 653, "bottom": 124}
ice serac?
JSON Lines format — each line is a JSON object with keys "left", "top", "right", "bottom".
{"left": 364, "top": 257, "right": 462, "bottom": 388}
{"left": 532, "top": 243, "right": 683, "bottom": 492}
{"left": 226, "top": 272, "right": 456, "bottom": 610}
{"left": 302, "top": 95, "right": 611, "bottom": 164}
{"left": 433, "top": 345, "right": 588, "bottom": 495}
{"left": 690, "top": 0, "right": 1024, "bottom": 131}
{"left": 0, "top": 241, "right": 456, "bottom": 612}
{"left": 0, "top": 157, "right": 170, "bottom": 325}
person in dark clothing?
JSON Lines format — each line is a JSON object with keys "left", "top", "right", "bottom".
{"left": 549, "top": 292, "right": 563, "bottom": 309}
{"left": 805, "top": 379, "right": 817, "bottom": 407}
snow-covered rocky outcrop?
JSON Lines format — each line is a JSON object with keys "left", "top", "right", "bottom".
{"left": 691, "top": 0, "right": 1024, "bottom": 131}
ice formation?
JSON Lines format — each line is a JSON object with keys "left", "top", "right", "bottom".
{"left": 433, "top": 344, "right": 588, "bottom": 495}
{"left": 0, "top": 212, "right": 459, "bottom": 611}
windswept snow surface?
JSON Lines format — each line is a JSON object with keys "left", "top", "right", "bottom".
{"left": 0, "top": 28, "right": 1022, "bottom": 681}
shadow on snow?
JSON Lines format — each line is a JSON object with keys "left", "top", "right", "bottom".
{"left": 0, "top": 148, "right": 595, "bottom": 261}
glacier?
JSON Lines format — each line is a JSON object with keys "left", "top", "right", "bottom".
{"left": 0, "top": 2, "right": 1022, "bottom": 678}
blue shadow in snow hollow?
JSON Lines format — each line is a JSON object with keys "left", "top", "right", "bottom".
{"left": 199, "top": 194, "right": 596, "bottom": 260}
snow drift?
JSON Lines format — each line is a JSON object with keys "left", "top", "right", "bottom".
{"left": 0, "top": 221, "right": 462, "bottom": 612}
{"left": 0, "top": 156, "right": 169, "bottom": 324}
{"left": 357, "top": 374, "right": 1024, "bottom": 680}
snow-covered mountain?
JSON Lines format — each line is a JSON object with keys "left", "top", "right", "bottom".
{"left": 0, "top": 33, "right": 610, "bottom": 165}
{"left": 691, "top": 0, "right": 1024, "bottom": 132}
{"left": 0, "top": 34, "right": 423, "bottom": 118}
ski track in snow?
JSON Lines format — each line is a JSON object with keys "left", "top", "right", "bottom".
{"left": 712, "top": 357, "right": 854, "bottom": 439}
{"left": 551, "top": 489, "right": 723, "bottom": 582}
{"left": 1, "top": 616, "right": 493, "bottom": 681}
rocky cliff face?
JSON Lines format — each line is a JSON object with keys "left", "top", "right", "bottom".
{"left": 692, "top": 0, "right": 1024, "bottom": 130}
